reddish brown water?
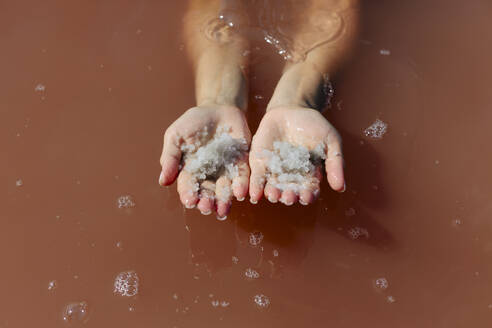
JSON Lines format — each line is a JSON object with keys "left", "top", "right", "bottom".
{"left": 2, "top": 0, "right": 492, "bottom": 327}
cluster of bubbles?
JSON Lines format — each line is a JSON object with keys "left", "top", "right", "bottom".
{"left": 62, "top": 301, "right": 89, "bottom": 324}
{"left": 364, "top": 119, "right": 388, "bottom": 139}
{"left": 117, "top": 195, "right": 136, "bottom": 209}
{"left": 113, "top": 271, "right": 139, "bottom": 297}
{"left": 253, "top": 294, "right": 270, "bottom": 309}
{"left": 373, "top": 277, "right": 389, "bottom": 290}
{"left": 379, "top": 49, "right": 391, "bottom": 56}
{"left": 244, "top": 268, "right": 260, "bottom": 280}
{"left": 347, "top": 226, "right": 370, "bottom": 240}
{"left": 211, "top": 300, "right": 230, "bottom": 308}
{"left": 249, "top": 231, "right": 264, "bottom": 247}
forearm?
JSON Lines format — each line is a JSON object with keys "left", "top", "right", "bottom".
{"left": 184, "top": 0, "right": 249, "bottom": 110}
{"left": 267, "top": 0, "right": 359, "bottom": 111}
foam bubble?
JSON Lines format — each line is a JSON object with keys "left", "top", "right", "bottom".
{"left": 248, "top": 231, "right": 264, "bottom": 247}
{"left": 34, "top": 83, "right": 46, "bottom": 92}
{"left": 15, "top": 179, "right": 23, "bottom": 187}
{"left": 114, "top": 270, "right": 139, "bottom": 297}
{"left": 220, "top": 301, "right": 230, "bottom": 308}
{"left": 386, "top": 295, "right": 396, "bottom": 303}
{"left": 211, "top": 300, "right": 220, "bottom": 308}
{"left": 62, "top": 301, "right": 89, "bottom": 324}
{"left": 232, "top": 256, "right": 239, "bottom": 264}
{"left": 364, "top": 119, "right": 388, "bottom": 139}
{"left": 380, "top": 49, "right": 391, "bottom": 56}
{"left": 48, "top": 280, "right": 57, "bottom": 291}
{"left": 272, "top": 249, "right": 279, "bottom": 257}
{"left": 117, "top": 195, "right": 136, "bottom": 209}
{"left": 253, "top": 294, "right": 270, "bottom": 309}
{"left": 374, "top": 277, "right": 389, "bottom": 290}
{"left": 244, "top": 268, "right": 260, "bottom": 280}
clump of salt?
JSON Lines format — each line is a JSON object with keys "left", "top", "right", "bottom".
{"left": 262, "top": 141, "right": 325, "bottom": 194}
{"left": 182, "top": 127, "right": 247, "bottom": 192}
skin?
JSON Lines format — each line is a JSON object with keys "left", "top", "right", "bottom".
{"left": 160, "top": 0, "right": 359, "bottom": 215}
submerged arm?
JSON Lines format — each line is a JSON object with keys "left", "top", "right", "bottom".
{"left": 267, "top": 0, "right": 359, "bottom": 111}
{"left": 184, "top": 0, "right": 249, "bottom": 110}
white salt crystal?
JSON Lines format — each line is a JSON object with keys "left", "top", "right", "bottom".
{"left": 182, "top": 128, "right": 247, "bottom": 186}
{"left": 262, "top": 141, "right": 325, "bottom": 194}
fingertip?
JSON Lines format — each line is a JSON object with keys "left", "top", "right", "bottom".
{"left": 264, "top": 184, "right": 281, "bottom": 203}
{"left": 249, "top": 175, "right": 265, "bottom": 204}
{"left": 327, "top": 169, "right": 345, "bottom": 192}
{"left": 299, "top": 189, "right": 315, "bottom": 205}
{"left": 180, "top": 192, "right": 199, "bottom": 209}
{"left": 197, "top": 197, "right": 214, "bottom": 215}
{"left": 160, "top": 158, "right": 180, "bottom": 186}
{"left": 325, "top": 156, "right": 345, "bottom": 192}
{"left": 232, "top": 177, "right": 248, "bottom": 201}
{"left": 216, "top": 200, "right": 231, "bottom": 218}
{"left": 280, "top": 190, "right": 298, "bottom": 206}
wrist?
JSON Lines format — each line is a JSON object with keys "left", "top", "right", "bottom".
{"left": 267, "top": 61, "right": 327, "bottom": 112}
{"left": 196, "top": 63, "right": 248, "bottom": 111}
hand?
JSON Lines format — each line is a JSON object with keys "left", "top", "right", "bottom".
{"left": 249, "top": 106, "right": 345, "bottom": 205}
{"left": 159, "top": 105, "right": 251, "bottom": 217}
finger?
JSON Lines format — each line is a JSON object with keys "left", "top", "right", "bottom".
{"left": 231, "top": 160, "right": 250, "bottom": 201}
{"left": 177, "top": 170, "right": 199, "bottom": 209}
{"left": 325, "top": 136, "right": 345, "bottom": 192}
{"left": 280, "top": 189, "right": 298, "bottom": 206}
{"left": 299, "top": 189, "right": 315, "bottom": 205}
{"left": 215, "top": 176, "right": 232, "bottom": 218}
{"left": 197, "top": 181, "right": 215, "bottom": 215}
{"left": 264, "top": 182, "right": 281, "bottom": 203}
{"left": 248, "top": 162, "right": 266, "bottom": 204}
{"left": 159, "top": 128, "right": 182, "bottom": 186}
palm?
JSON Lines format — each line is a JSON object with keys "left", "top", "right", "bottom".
{"left": 249, "top": 106, "right": 345, "bottom": 205}
{"left": 160, "top": 105, "right": 251, "bottom": 217}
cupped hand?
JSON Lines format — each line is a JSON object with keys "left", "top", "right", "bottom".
{"left": 249, "top": 106, "right": 345, "bottom": 206}
{"left": 159, "top": 105, "right": 251, "bottom": 217}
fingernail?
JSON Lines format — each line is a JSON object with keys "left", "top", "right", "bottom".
{"left": 250, "top": 198, "right": 258, "bottom": 204}
{"left": 340, "top": 182, "right": 346, "bottom": 193}
{"left": 299, "top": 199, "right": 308, "bottom": 206}
{"left": 280, "top": 198, "right": 293, "bottom": 206}
{"left": 216, "top": 215, "right": 227, "bottom": 221}
{"left": 158, "top": 171, "right": 164, "bottom": 185}
{"left": 267, "top": 196, "right": 277, "bottom": 203}
{"left": 201, "top": 210, "right": 212, "bottom": 215}
{"left": 185, "top": 203, "right": 196, "bottom": 209}
{"left": 237, "top": 196, "right": 245, "bottom": 201}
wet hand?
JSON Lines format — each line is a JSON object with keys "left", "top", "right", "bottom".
{"left": 249, "top": 106, "right": 345, "bottom": 206}
{"left": 159, "top": 105, "right": 251, "bottom": 217}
